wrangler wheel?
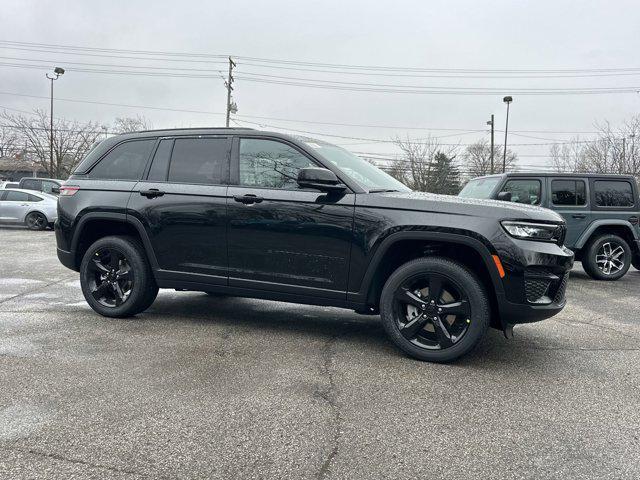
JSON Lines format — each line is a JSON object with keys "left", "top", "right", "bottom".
{"left": 582, "top": 234, "right": 631, "bottom": 281}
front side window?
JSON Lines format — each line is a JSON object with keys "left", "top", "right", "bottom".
{"left": 20, "top": 179, "right": 40, "bottom": 190}
{"left": 552, "top": 179, "right": 586, "bottom": 206}
{"left": 239, "top": 139, "right": 315, "bottom": 189}
{"left": 89, "top": 139, "right": 155, "bottom": 180}
{"left": 41, "top": 181, "right": 59, "bottom": 194}
{"left": 594, "top": 180, "right": 634, "bottom": 207}
{"left": 4, "top": 191, "right": 31, "bottom": 202}
{"left": 502, "top": 179, "right": 542, "bottom": 205}
{"left": 168, "top": 138, "right": 228, "bottom": 185}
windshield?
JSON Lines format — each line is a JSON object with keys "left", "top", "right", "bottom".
{"left": 300, "top": 138, "right": 410, "bottom": 192}
{"left": 458, "top": 177, "right": 501, "bottom": 199}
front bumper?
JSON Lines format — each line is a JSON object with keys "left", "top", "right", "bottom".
{"left": 492, "top": 234, "right": 574, "bottom": 326}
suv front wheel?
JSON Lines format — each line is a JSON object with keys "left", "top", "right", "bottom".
{"left": 380, "top": 257, "right": 490, "bottom": 363}
{"left": 582, "top": 234, "right": 631, "bottom": 281}
{"left": 80, "top": 236, "right": 158, "bottom": 318}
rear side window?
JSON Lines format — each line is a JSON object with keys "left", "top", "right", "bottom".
{"left": 502, "top": 179, "right": 541, "bottom": 205}
{"left": 239, "top": 138, "right": 315, "bottom": 189}
{"left": 168, "top": 138, "right": 228, "bottom": 185}
{"left": 20, "top": 179, "right": 41, "bottom": 190}
{"left": 552, "top": 179, "right": 586, "bottom": 206}
{"left": 594, "top": 180, "right": 635, "bottom": 207}
{"left": 89, "top": 139, "right": 155, "bottom": 180}
{"left": 4, "top": 191, "right": 31, "bottom": 201}
{"left": 147, "top": 139, "right": 173, "bottom": 181}
{"left": 28, "top": 194, "right": 43, "bottom": 202}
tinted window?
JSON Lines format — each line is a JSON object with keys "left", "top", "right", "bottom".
{"left": 89, "top": 140, "right": 155, "bottom": 180}
{"left": 594, "top": 180, "right": 635, "bottom": 207}
{"left": 20, "top": 179, "right": 40, "bottom": 190}
{"left": 41, "top": 180, "right": 59, "bottom": 194}
{"left": 168, "top": 138, "right": 227, "bottom": 184}
{"left": 147, "top": 139, "right": 173, "bottom": 181}
{"left": 239, "top": 139, "right": 315, "bottom": 189}
{"left": 28, "top": 194, "right": 43, "bottom": 202}
{"left": 502, "top": 179, "right": 541, "bottom": 205}
{"left": 4, "top": 191, "right": 31, "bottom": 201}
{"left": 552, "top": 179, "right": 586, "bottom": 206}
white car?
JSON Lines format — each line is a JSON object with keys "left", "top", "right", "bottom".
{"left": 0, "top": 188, "right": 58, "bottom": 230}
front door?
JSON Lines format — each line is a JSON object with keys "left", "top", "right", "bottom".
{"left": 128, "top": 136, "right": 231, "bottom": 285}
{"left": 0, "top": 190, "right": 32, "bottom": 222}
{"left": 226, "top": 137, "right": 354, "bottom": 299}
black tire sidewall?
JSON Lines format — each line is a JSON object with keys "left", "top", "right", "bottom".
{"left": 80, "top": 236, "right": 153, "bottom": 317}
{"left": 583, "top": 234, "right": 631, "bottom": 281}
{"left": 380, "top": 257, "right": 490, "bottom": 363}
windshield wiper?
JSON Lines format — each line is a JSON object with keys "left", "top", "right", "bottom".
{"left": 368, "top": 188, "right": 400, "bottom": 193}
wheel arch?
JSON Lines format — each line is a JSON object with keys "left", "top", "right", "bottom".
{"left": 71, "top": 213, "right": 159, "bottom": 271}
{"left": 575, "top": 220, "right": 639, "bottom": 254}
{"left": 354, "top": 231, "right": 504, "bottom": 328}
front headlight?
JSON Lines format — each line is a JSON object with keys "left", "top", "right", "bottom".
{"left": 501, "top": 221, "right": 564, "bottom": 243}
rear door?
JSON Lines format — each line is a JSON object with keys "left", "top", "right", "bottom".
{"left": 547, "top": 177, "right": 589, "bottom": 248}
{"left": 0, "top": 190, "right": 32, "bottom": 222}
{"left": 128, "top": 136, "right": 230, "bottom": 285}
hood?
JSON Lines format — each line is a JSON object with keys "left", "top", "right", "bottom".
{"left": 366, "top": 191, "right": 564, "bottom": 223}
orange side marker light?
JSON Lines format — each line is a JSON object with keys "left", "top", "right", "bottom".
{"left": 492, "top": 255, "right": 506, "bottom": 278}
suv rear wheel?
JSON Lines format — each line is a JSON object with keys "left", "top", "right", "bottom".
{"left": 582, "top": 234, "right": 631, "bottom": 281}
{"left": 80, "top": 236, "right": 159, "bottom": 317}
{"left": 380, "top": 257, "right": 490, "bottom": 363}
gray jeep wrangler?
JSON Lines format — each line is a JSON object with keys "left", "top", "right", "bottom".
{"left": 460, "top": 173, "right": 640, "bottom": 280}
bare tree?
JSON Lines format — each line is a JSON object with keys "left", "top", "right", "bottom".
{"left": 0, "top": 122, "right": 19, "bottom": 158}
{"left": 112, "top": 115, "right": 151, "bottom": 134}
{"left": 462, "top": 139, "right": 517, "bottom": 178}
{"left": 390, "top": 136, "right": 459, "bottom": 191}
{"left": 549, "top": 140, "right": 587, "bottom": 173}
{"left": 0, "top": 110, "right": 104, "bottom": 178}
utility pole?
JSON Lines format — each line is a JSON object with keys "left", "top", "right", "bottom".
{"left": 225, "top": 57, "right": 236, "bottom": 127}
{"left": 486, "top": 114, "right": 495, "bottom": 174}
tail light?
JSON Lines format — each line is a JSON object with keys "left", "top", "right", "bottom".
{"left": 59, "top": 186, "right": 80, "bottom": 196}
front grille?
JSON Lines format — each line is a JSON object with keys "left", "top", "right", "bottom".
{"left": 524, "top": 267, "right": 569, "bottom": 304}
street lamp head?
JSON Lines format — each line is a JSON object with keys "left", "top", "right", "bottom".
{"left": 54, "top": 67, "right": 65, "bottom": 75}
{"left": 503, "top": 96, "right": 513, "bottom": 103}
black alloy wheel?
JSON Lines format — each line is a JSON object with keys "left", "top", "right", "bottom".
{"left": 80, "top": 236, "right": 158, "bottom": 318}
{"left": 87, "top": 247, "right": 133, "bottom": 307}
{"left": 25, "top": 212, "right": 47, "bottom": 230}
{"left": 392, "top": 273, "right": 471, "bottom": 350}
{"left": 380, "top": 257, "right": 490, "bottom": 362}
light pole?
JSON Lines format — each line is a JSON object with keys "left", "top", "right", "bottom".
{"left": 45, "top": 66, "right": 65, "bottom": 176}
{"left": 502, "top": 96, "right": 513, "bottom": 173}
{"left": 486, "top": 114, "right": 495, "bottom": 174}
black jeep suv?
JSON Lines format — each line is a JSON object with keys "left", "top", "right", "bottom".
{"left": 55, "top": 128, "right": 573, "bottom": 362}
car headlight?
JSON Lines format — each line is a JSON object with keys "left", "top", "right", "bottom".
{"left": 501, "top": 221, "right": 564, "bottom": 242}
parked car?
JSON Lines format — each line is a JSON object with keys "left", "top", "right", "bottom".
{"left": 459, "top": 173, "right": 640, "bottom": 279}
{"left": 0, "top": 181, "right": 19, "bottom": 189}
{"left": 18, "top": 177, "right": 64, "bottom": 195}
{"left": 55, "top": 128, "right": 573, "bottom": 362}
{"left": 0, "top": 188, "right": 58, "bottom": 230}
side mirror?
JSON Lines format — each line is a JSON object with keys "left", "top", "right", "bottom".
{"left": 497, "top": 191, "right": 512, "bottom": 202}
{"left": 297, "top": 167, "right": 346, "bottom": 192}
{"left": 51, "top": 186, "right": 60, "bottom": 194}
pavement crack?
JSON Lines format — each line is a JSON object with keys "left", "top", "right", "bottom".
{"left": 0, "top": 275, "right": 76, "bottom": 306}
{"left": 316, "top": 326, "right": 346, "bottom": 480}
{"left": 1, "top": 444, "right": 144, "bottom": 476}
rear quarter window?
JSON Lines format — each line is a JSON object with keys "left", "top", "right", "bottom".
{"left": 88, "top": 139, "right": 155, "bottom": 180}
{"left": 594, "top": 180, "right": 635, "bottom": 207}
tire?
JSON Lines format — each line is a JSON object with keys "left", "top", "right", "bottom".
{"left": 380, "top": 257, "right": 490, "bottom": 363}
{"left": 25, "top": 212, "right": 47, "bottom": 230}
{"left": 80, "top": 236, "right": 158, "bottom": 318}
{"left": 581, "top": 234, "right": 631, "bottom": 281}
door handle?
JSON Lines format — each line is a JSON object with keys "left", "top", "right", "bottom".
{"left": 572, "top": 214, "right": 586, "bottom": 219}
{"left": 140, "top": 188, "right": 165, "bottom": 199}
{"left": 233, "top": 194, "right": 263, "bottom": 204}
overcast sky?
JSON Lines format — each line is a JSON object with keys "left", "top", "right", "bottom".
{"left": 2, "top": 0, "right": 640, "bottom": 168}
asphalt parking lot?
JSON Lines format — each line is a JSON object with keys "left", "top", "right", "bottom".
{"left": 0, "top": 227, "right": 639, "bottom": 479}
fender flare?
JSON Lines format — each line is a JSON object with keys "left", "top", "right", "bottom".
{"left": 351, "top": 230, "right": 505, "bottom": 302}
{"left": 70, "top": 212, "right": 159, "bottom": 270}
{"left": 574, "top": 219, "right": 639, "bottom": 249}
